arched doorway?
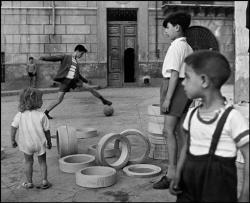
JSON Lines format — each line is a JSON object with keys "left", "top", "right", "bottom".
{"left": 185, "top": 26, "right": 219, "bottom": 51}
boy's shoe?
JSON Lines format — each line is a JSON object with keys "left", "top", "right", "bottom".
{"left": 21, "top": 182, "right": 34, "bottom": 189}
{"left": 153, "top": 176, "right": 171, "bottom": 189}
{"left": 36, "top": 181, "right": 52, "bottom": 189}
{"left": 102, "top": 99, "right": 112, "bottom": 106}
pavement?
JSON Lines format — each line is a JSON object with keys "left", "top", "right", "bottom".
{"left": 1, "top": 84, "right": 245, "bottom": 202}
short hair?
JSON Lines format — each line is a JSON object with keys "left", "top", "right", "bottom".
{"left": 163, "top": 11, "right": 191, "bottom": 32}
{"left": 18, "top": 87, "right": 43, "bottom": 112}
{"left": 29, "top": 57, "right": 34, "bottom": 60}
{"left": 74, "top": 44, "right": 88, "bottom": 53}
{"left": 184, "top": 50, "right": 231, "bottom": 89}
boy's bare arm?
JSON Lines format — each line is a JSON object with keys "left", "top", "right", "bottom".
{"left": 10, "top": 126, "right": 18, "bottom": 147}
{"left": 238, "top": 143, "right": 249, "bottom": 202}
{"left": 39, "top": 55, "right": 64, "bottom": 62}
{"left": 162, "top": 70, "right": 179, "bottom": 112}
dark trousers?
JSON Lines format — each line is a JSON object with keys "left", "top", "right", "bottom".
{"left": 177, "top": 152, "right": 237, "bottom": 202}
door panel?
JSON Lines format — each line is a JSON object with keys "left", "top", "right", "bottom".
{"left": 108, "top": 22, "right": 137, "bottom": 87}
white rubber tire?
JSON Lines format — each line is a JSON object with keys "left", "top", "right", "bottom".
{"left": 88, "top": 143, "right": 119, "bottom": 158}
{"left": 75, "top": 166, "right": 117, "bottom": 188}
{"left": 56, "top": 125, "right": 78, "bottom": 158}
{"left": 123, "top": 164, "right": 162, "bottom": 178}
{"left": 59, "top": 154, "right": 95, "bottom": 173}
{"left": 96, "top": 133, "right": 131, "bottom": 169}
{"left": 114, "top": 129, "right": 150, "bottom": 164}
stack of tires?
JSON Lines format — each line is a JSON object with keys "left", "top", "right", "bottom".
{"left": 147, "top": 104, "right": 168, "bottom": 160}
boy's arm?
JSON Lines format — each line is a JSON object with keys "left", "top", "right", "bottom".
{"left": 10, "top": 126, "right": 18, "bottom": 147}
{"left": 238, "top": 143, "right": 249, "bottom": 202}
{"left": 162, "top": 70, "right": 179, "bottom": 112}
{"left": 44, "top": 130, "right": 52, "bottom": 149}
{"left": 169, "top": 128, "right": 188, "bottom": 195}
{"left": 39, "top": 55, "right": 64, "bottom": 62}
{"left": 34, "top": 64, "right": 37, "bottom": 74}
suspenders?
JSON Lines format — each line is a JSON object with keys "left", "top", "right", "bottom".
{"left": 187, "top": 105, "right": 234, "bottom": 155}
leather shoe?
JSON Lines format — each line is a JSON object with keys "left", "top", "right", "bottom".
{"left": 153, "top": 176, "right": 171, "bottom": 189}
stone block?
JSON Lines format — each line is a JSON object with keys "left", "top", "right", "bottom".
{"left": 90, "top": 44, "right": 98, "bottom": 53}
{"left": 4, "top": 44, "right": 20, "bottom": 53}
{"left": 55, "top": 1, "right": 66, "bottom": 7}
{"left": 86, "top": 16, "right": 97, "bottom": 25}
{"left": 61, "top": 16, "right": 85, "bottom": 24}
{"left": 5, "top": 35, "right": 21, "bottom": 44}
{"left": 66, "top": 25, "right": 90, "bottom": 34}
{"left": 87, "top": 1, "right": 97, "bottom": 7}
{"left": 44, "top": 25, "right": 66, "bottom": 34}
{"left": 85, "top": 35, "right": 97, "bottom": 43}
{"left": 20, "top": 44, "right": 44, "bottom": 53}
{"left": 20, "top": 1, "right": 43, "bottom": 7}
{"left": 86, "top": 53, "right": 97, "bottom": 61}
{"left": 20, "top": 25, "right": 43, "bottom": 34}
{"left": 49, "top": 35, "right": 62, "bottom": 44}
{"left": 90, "top": 25, "right": 97, "bottom": 34}
{"left": 62, "top": 35, "right": 85, "bottom": 43}
{"left": 11, "top": 1, "right": 21, "bottom": 7}
{"left": 12, "top": 54, "right": 28, "bottom": 64}
{"left": 27, "top": 15, "right": 49, "bottom": 25}
{"left": 4, "top": 14, "right": 26, "bottom": 24}
{"left": 66, "top": 1, "right": 88, "bottom": 7}
{"left": 57, "top": 9, "right": 96, "bottom": 16}
{"left": 2, "top": 25, "right": 19, "bottom": 34}
{"left": 49, "top": 15, "right": 61, "bottom": 25}
{"left": 1, "top": 1, "right": 12, "bottom": 7}
{"left": 45, "top": 44, "right": 66, "bottom": 53}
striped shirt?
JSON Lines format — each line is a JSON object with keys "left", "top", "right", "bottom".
{"left": 66, "top": 56, "right": 77, "bottom": 79}
{"left": 183, "top": 104, "right": 249, "bottom": 157}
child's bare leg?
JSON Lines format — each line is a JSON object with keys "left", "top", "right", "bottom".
{"left": 24, "top": 153, "right": 34, "bottom": 183}
{"left": 82, "top": 83, "right": 112, "bottom": 105}
{"left": 163, "top": 115, "right": 179, "bottom": 179}
{"left": 38, "top": 153, "right": 48, "bottom": 183}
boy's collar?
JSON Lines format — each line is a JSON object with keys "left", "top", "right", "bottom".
{"left": 171, "top": 37, "right": 186, "bottom": 44}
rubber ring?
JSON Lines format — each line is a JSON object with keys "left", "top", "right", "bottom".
{"left": 96, "top": 133, "right": 131, "bottom": 169}
{"left": 75, "top": 166, "right": 117, "bottom": 188}
{"left": 56, "top": 125, "right": 78, "bottom": 158}
{"left": 123, "top": 164, "right": 162, "bottom": 178}
{"left": 114, "top": 129, "right": 150, "bottom": 164}
{"left": 59, "top": 154, "right": 95, "bottom": 173}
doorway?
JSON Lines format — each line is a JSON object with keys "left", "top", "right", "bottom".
{"left": 107, "top": 8, "right": 137, "bottom": 87}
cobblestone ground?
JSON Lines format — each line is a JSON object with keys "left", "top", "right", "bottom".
{"left": 1, "top": 85, "right": 244, "bottom": 202}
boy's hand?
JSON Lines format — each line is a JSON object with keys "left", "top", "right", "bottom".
{"left": 12, "top": 140, "right": 18, "bottom": 148}
{"left": 169, "top": 175, "right": 182, "bottom": 196}
{"left": 162, "top": 99, "right": 171, "bottom": 113}
{"left": 39, "top": 56, "right": 45, "bottom": 60}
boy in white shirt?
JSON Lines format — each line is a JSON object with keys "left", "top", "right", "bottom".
{"left": 153, "top": 11, "right": 193, "bottom": 189}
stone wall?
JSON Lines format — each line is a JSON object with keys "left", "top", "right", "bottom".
{"left": 1, "top": 1, "right": 102, "bottom": 90}
{"left": 234, "top": 1, "right": 249, "bottom": 103}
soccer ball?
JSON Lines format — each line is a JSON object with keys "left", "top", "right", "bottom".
{"left": 103, "top": 105, "right": 114, "bottom": 116}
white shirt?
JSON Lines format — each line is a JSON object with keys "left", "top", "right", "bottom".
{"left": 11, "top": 110, "right": 50, "bottom": 156}
{"left": 183, "top": 105, "right": 249, "bottom": 157}
{"left": 66, "top": 56, "right": 77, "bottom": 79}
{"left": 162, "top": 37, "right": 193, "bottom": 78}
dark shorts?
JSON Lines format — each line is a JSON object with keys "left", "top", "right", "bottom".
{"left": 28, "top": 72, "right": 36, "bottom": 77}
{"left": 160, "top": 78, "right": 192, "bottom": 117}
{"left": 59, "top": 78, "right": 77, "bottom": 92}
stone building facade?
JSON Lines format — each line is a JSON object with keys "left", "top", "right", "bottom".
{"left": 1, "top": 1, "right": 236, "bottom": 90}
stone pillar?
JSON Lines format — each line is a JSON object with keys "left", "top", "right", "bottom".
{"left": 234, "top": 1, "right": 249, "bottom": 103}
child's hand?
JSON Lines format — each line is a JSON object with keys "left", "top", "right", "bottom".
{"left": 47, "top": 142, "right": 52, "bottom": 149}
{"left": 162, "top": 99, "right": 171, "bottom": 112}
{"left": 39, "top": 56, "right": 45, "bottom": 60}
{"left": 12, "top": 140, "right": 18, "bottom": 148}
{"left": 169, "top": 177, "right": 182, "bottom": 196}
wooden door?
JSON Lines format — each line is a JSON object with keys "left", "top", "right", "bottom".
{"left": 107, "top": 22, "right": 137, "bottom": 87}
